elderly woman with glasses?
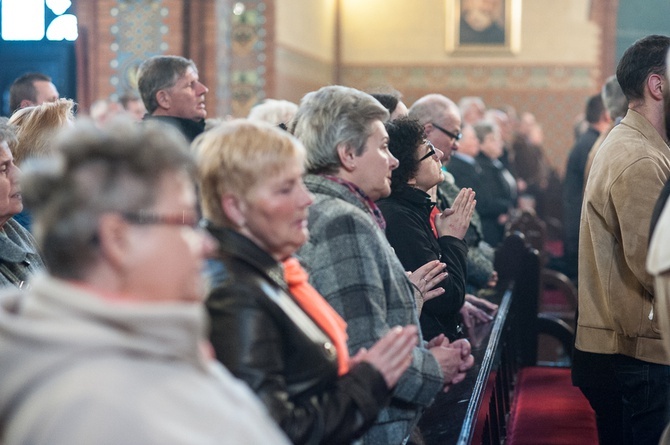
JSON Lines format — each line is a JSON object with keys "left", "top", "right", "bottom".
{"left": 195, "top": 120, "right": 418, "bottom": 445}
{"left": 292, "top": 86, "right": 475, "bottom": 445}
{"left": 0, "top": 119, "right": 290, "bottom": 444}
{"left": 377, "top": 117, "right": 494, "bottom": 341}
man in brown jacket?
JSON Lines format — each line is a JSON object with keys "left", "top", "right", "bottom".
{"left": 576, "top": 34, "right": 670, "bottom": 445}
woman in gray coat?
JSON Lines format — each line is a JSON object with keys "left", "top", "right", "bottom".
{"left": 0, "top": 122, "right": 44, "bottom": 288}
{"left": 292, "top": 86, "right": 475, "bottom": 445}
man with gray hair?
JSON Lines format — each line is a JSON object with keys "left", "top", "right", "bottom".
{"left": 583, "top": 75, "right": 629, "bottom": 181}
{"left": 137, "top": 55, "right": 209, "bottom": 141}
{"left": 409, "top": 94, "right": 463, "bottom": 167}
{"left": 458, "top": 95, "right": 486, "bottom": 126}
{"left": 0, "top": 119, "right": 290, "bottom": 445}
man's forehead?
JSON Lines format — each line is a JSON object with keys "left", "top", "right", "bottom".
{"left": 34, "top": 80, "right": 56, "bottom": 91}
{"left": 444, "top": 111, "right": 461, "bottom": 128}
{"left": 179, "top": 66, "right": 198, "bottom": 80}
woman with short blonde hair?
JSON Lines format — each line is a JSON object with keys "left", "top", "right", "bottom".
{"left": 195, "top": 119, "right": 418, "bottom": 445}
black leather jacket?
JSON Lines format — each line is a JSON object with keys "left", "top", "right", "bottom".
{"left": 205, "top": 224, "right": 390, "bottom": 445}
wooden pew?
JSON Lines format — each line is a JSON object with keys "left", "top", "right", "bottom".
{"left": 418, "top": 232, "right": 579, "bottom": 444}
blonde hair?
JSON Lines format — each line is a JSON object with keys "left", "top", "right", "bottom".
{"left": 194, "top": 119, "right": 305, "bottom": 227}
{"left": 8, "top": 98, "right": 76, "bottom": 165}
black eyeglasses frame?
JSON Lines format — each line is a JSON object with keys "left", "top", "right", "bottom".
{"left": 418, "top": 140, "right": 438, "bottom": 162}
{"left": 431, "top": 122, "right": 462, "bottom": 141}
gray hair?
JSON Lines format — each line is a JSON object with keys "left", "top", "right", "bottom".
{"left": 473, "top": 120, "right": 498, "bottom": 143}
{"left": 408, "top": 94, "right": 459, "bottom": 126}
{"left": 137, "top": 55, "right": 197, "bottom": 114}
{"left": 601, "top": 75, "right": 628, "bottom": 120}
{"left": 0, "top": 120, "right": 18, "bottom": 151}
{"left": 292, "top": 85, "right": 389, "bottom": 175}
{"left": 21, "top": 118, "right": 194, "bottom": 280}
{"left": 458, "top": 96, "right": 486, "bottom": 119}
{"left": 248, "top": 99, "right": 298, "bottom": 127}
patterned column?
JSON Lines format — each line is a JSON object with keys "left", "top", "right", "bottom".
{"left": 216, "top": 0, "right": 272, "bottom": 118}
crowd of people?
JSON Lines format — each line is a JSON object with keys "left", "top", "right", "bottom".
{"left": 0, "top": 33, "right": 669, "bottom": 445}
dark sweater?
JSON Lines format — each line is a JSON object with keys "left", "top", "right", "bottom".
{"left": 378, "top": 185, "right": 468, "bottom": 340}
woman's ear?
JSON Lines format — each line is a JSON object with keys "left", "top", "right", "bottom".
{"left": 97, "top": 213, "right": 131, "bottom": 271}
{"left": 337, "top": 143, "right": 357, "bottom": 172}
{"left": 221, "top": 193, "right": 247, "bottom": 228}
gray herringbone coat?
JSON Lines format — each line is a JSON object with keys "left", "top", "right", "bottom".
{"left": 297, "top": 175, "right": 443, "bottom": 445}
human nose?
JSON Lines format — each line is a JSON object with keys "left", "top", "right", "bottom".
{"left": 298, "top": 182, "right": 314, "bottom": 207}
{"left": 434, "top": 147, "right": 445, "bottom": 160}
{"left": 10, "top": 164, "right": 21, "bottom": 183}
{"left": 197, "top": 81, "right": 209, "bottom": 95}
{"left": 389, "top": 152, "right": 399, "bottom": 171}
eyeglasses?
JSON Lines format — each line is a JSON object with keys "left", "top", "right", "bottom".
{"left": 431, "top": 122, "right": 462, "bottom": 141}
{"left": 121, "top": 210, "right": 202, "bottom": 230}
{"left": 418, "top": 140, "right": 438, "bottom": 162}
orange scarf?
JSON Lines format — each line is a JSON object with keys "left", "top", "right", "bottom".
{"left": 282, "top": 257, "right": 350, "bottom": 375}
{"left": 429, "top": 205, "right": 440, "bottom": 238}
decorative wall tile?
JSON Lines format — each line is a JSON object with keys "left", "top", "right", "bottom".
{"left": 109, "top": 0, "right": 168, "bottom": 99}
{"left": 216, "top": 0, "right": 269, "bottom": 118}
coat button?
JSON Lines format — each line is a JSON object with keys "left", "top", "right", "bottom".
{"left": 323, "top": 341, "right": 336, "bottom": 358}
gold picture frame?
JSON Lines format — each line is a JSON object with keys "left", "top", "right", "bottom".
{"left": 445, "top": 0, "right": 522, "bottom": 54}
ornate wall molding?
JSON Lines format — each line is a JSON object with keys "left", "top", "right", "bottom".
{"left": 343, "top": 64, "right": 597, "bottom": 93}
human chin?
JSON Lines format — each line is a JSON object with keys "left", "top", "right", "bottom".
{"left": 434, "top": 169, "right": 445, "bottom": 185}
{"left": 376, "top": 182, "right": 392, "bottom": 200}
{"left": 192, "top": 105, "right": 207, "bottom": 120}
{"left": 290, "top": 226, "right": 309, "bottom": 251}
{"left": 8, "top": 197, "right": 23, "bottom": 215}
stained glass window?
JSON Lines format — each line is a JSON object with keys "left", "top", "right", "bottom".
{"left": 1, "top": 0, "right": 77, "bottom": 41}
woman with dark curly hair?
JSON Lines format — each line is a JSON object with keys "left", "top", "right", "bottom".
{"left": 377, "top": 117, "right": 476, "bottom": 341}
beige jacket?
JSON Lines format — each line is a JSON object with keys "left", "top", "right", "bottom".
{"left": 576, "top": 109, "right": 670, "bottom": 364}
{"left": 648, "top": 197, "right": 670, "bottom": 361}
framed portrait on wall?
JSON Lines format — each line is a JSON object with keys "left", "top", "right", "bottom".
{"left": 445, "top": 0, "right": 521, "bottom": 54}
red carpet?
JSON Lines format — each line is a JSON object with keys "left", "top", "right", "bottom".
{"left": 507, "top": 367, "right": 598, "bottom": 445}
{"left": 541, "top": 288, "right": 572, "bottom": 313}
{"left": 544, "top": 239, "right": 564, "bottom": 258}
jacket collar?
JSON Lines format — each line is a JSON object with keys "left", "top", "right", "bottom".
{"left": 384, "top": 185, "right": 434, "bottom": 210}
{"left": 205, "top": 222, "right": 286, "bottom": 289}
{"left": 621, "top": 109, "right": 670, "bottom": 151}
{"left": 304, "top": 174, "right": 369, "bottom": 213}
{"left": 143, "top": 115, "right": 206, "bottom": 142}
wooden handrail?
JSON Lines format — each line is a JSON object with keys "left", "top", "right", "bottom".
{"left": 457, "top": 288, "right": 513, "bottom": 445}
{"left": 419, "top": 232, "right": 545, "bottom": 444}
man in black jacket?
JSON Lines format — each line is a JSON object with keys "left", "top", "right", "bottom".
{"left": 137, "top": 55, "right": 209, "bottom": 141}
{"left": 561, "top": 93, "right": 610, "bottom": 282}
